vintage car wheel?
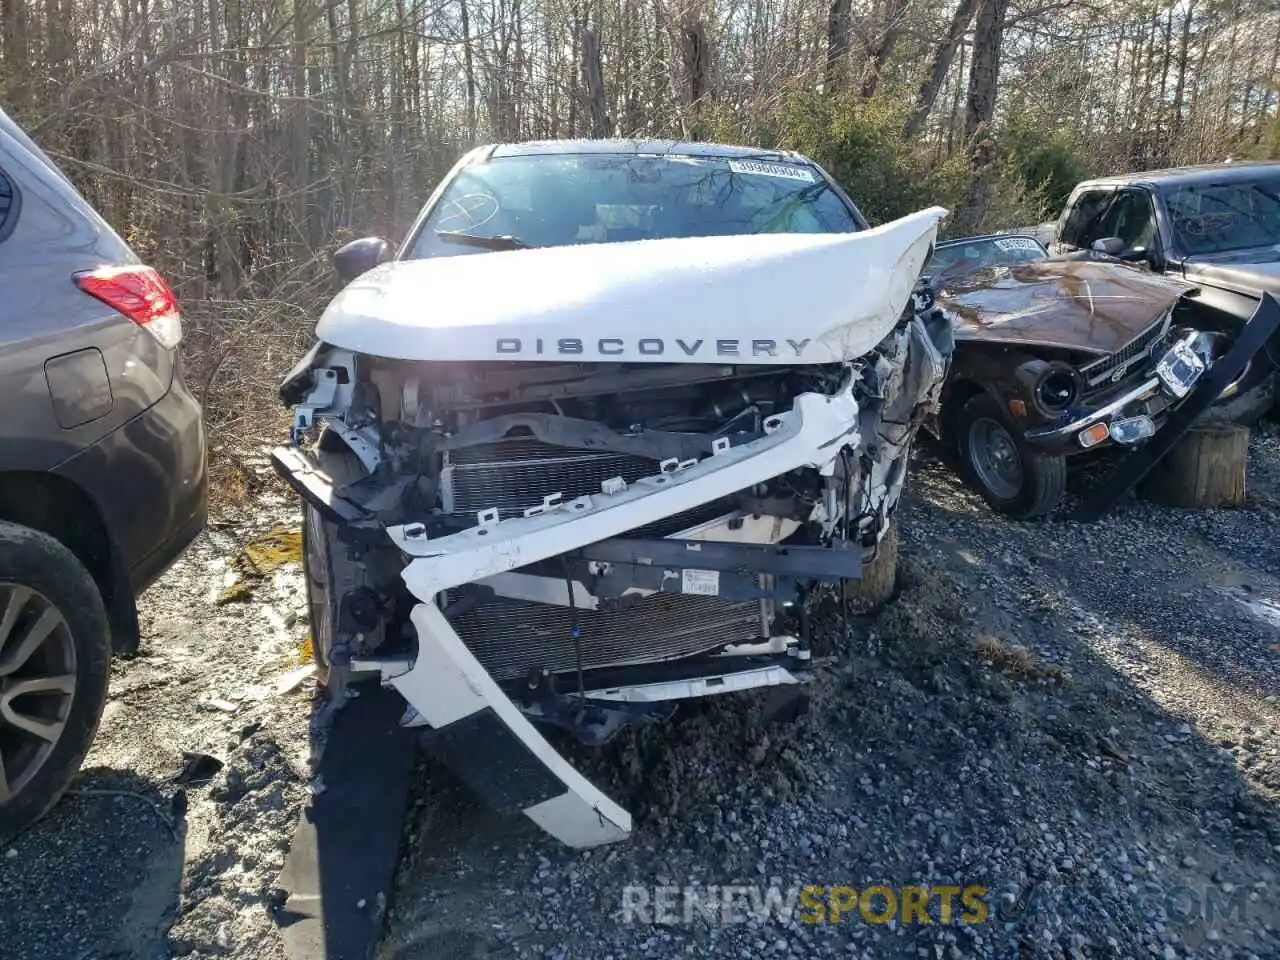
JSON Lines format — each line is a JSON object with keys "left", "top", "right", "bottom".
{"left": 959, "top": 394, "right": 1066, "bottom": 519}
{"left": 301, "top": 433, "right": 373, "bottom": 692}
{"left": 0, "top": 521, "right": 111, "bottom": 843}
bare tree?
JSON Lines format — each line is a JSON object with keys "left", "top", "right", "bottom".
{"left": 1, "top": 0, "right": 1274, "bottom": 437}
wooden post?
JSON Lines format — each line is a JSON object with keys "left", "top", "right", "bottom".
{"left": 1138, "top": 421, "right": 1249, "bottom": 508}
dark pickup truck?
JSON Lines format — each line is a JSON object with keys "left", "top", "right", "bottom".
{"left": 1049, "top": 161, "right": 1280, "bottom": 418}
{"left": 1050, "top": 161, "right": 1280, "bottom": 326}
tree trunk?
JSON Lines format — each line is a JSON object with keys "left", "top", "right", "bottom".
{"left": 954, "top": 0, "right": 1007, "bottom": 235}
{"left": 825, "top": 0, "right": 852, "bottom": 94}
{"left": 860, "top": 0, "right": 906, "bottom": 100}
{"left": 1171, "top": 0, "right": 1195, "bottom": 145}
{"left": 904, "top": 0, "right": 977, "bottom": 139}
{"left": 1, "top": 0, "right": 30, "bottom": 113}
{"left": 581, "top": 25, "right": 611, "bottom": 137}
{"left": 1139, "top": 422, "right": 1249, "bottom": 508}
{"left": 291, "top": 0, "right": 311, "bottom": 258}
{"left": 963, "top": 0, "right": 1008, "bottom": 142}
{"left": 460, "top": 0, "right": 478, "bottom": 143}
{"left": 680, "top": 14, "right": 709, "bottom": 139}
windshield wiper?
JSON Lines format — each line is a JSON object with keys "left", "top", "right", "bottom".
{"left": 436, "top": 230, "right": 531, "bottom": 251}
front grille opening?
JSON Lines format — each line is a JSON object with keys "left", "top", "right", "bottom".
{"left": 1080, "top": 312, "right": 1172, "bottom": 387}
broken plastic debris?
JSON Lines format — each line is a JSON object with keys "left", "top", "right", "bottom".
{"left": 201, "top": 697, "right": 240, "bottom": 713}
{"left": 273, "top": 664, "right": 317, "bottom": 696}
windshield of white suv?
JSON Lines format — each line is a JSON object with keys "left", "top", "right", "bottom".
{"left": 404, "top": 153, "right": 862, "bottom": 258}
{"left": 1164, "top": 176, "right": 1280, "bottom": 256}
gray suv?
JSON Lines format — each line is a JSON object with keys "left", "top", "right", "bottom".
{"left": 0, "top": 108, "right": 207, "bottom": 838}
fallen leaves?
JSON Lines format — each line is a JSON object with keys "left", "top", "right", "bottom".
{"left": 972, "top": 633, "right": 1068, "bottom": 684}
{"left": 215, "top": 526, "right": 303, "bottom": 605}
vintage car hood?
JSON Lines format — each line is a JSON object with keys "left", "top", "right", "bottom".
{"left": 1183, "top": 250, "right": 1280, "bottom": 299}
{"left": 941, "top": 259, "right": 1191, "bottom": 355}
{"left": 315, "top": 207, "right": 948, "bottom": 365}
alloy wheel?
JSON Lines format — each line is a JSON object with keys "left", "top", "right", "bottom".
{"left": 0, "top": 584, "right": 77, "bottom": 803}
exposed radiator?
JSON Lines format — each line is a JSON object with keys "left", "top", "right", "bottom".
{"left": 442, "top": 439, "right": 657, "bottom": 517}
{"left": 440, "top": 437, "right": 763, "bottom": 678}
{"left": 449, "top": 592, "right": 766, "bottom": 681}
{"left": 441, "top": 438, "right": 728, "bottom": 536}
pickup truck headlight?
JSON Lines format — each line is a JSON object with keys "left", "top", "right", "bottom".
{"left": 1016, "top": 359, "right": 1083, "bottom": 418}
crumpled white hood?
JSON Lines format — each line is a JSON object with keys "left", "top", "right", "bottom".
{"left": 317, "top": 206, "right": 948, "bottom": 365}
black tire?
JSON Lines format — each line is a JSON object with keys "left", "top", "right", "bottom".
{"left": 957, "top": 393, "right": 1067, "bottom": 519}
{"left": 843, "top": 523, "right": 899, "bottom": 615}
{"left": 0, "top": 520, "right": 111, "bottom": 843}
{"left": 301, "top": 432, "right": 371, "bottom": 691}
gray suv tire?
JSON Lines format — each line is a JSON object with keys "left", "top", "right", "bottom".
{"left": 0, "top": 520, "right": 111, "bottom": 841}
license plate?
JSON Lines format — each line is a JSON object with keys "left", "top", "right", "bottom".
{"left": 1155, "top": 340, "right": 1205, "bottom": 398}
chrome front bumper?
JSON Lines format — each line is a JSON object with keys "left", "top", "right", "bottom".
{"left": 1024, "top": 330, "right": 1248, "bottom": 450}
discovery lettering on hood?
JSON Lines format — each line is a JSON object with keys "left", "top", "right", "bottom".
{"left": 493, "top": 337, "right": 814, "bottom": 358}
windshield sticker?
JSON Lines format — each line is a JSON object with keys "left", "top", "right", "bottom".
{"left": 993, "top": 237, "right": 1042, "bottom": 252}
{"left": 728, "top": 160, "right": 816, "bottom": 183}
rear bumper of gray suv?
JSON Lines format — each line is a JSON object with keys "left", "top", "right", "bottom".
{"left": 55, "top": 371, "right": 208, "bottom": 596}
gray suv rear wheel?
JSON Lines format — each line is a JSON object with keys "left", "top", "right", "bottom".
{"left": 0, "top": 520, "right": 111, "bottom": 841}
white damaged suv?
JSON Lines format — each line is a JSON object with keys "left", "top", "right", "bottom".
{"left": 272, "top": 140, "right": 953, "bottom": 848}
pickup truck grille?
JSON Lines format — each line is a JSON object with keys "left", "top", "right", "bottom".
{"left": 1080, "top": 312, "right": 1172, "bottom": 388}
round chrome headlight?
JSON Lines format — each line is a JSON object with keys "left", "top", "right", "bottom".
{"left": 1016, "top": 359, "right": 1084, "bottom": 418}
{"left": 1036, "top": 368, "right": 1079, "bottom": 411}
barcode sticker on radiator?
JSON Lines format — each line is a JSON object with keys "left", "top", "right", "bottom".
{"left": 681, "top": 568, "right": 720, "bottom": 597}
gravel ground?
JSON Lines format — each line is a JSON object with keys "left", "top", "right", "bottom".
{"left": 2, "top": 428, "right": 1278, "bottom": 959}
{"left": 381, "top": 426, "right": 1280, "bottom": 960}
{"left": 0, "top": 481, "right": 317, "bottom": 960}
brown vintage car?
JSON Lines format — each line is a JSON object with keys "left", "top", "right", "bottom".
{"left": 928, "top": 234, "right": 1263, "bottom": 518}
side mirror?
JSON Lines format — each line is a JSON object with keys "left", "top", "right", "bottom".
{"left": 333, "top": 236, "right": 392, "bottom": 285}
{"left": 1090, "top": 236, "right": 1126, "bottom": 257}
{"left": 1119, "top": 245, "right": 1149, "bottom": 263}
